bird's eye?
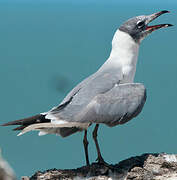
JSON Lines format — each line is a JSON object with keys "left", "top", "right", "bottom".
{"left": 137, "top": 21, "right": 145, "bottom": 28}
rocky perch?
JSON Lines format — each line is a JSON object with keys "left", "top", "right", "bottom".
{"left": 23, "top": 153, "right": 177, "bottom": 180}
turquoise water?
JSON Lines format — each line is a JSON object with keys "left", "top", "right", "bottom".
{"left": 0, "top": 1, "right": 177, "bottom": 178}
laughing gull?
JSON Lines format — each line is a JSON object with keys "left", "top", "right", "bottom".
{"left": 2, "top": 11, "right": 172, "bottom": 166}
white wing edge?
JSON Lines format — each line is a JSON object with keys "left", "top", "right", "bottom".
{"left": 17, "top": 122, "right": 89, "bottom": 136}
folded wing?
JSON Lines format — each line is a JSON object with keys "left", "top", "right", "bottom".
{"left": 74, "top": 83, "right": 146, "bottom": 127}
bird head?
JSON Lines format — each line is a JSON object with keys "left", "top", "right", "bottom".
{"left": 119, "top": 10, "right": 173, "bottom": 43}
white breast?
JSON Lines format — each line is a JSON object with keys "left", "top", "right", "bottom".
{"left": 99, "top": 30, "right": 140, "bottom": 83}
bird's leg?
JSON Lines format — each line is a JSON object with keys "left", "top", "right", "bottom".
{"left": 92, "top": 124, "right": 106, "bottom": 164}
{"left": 83, "top": 130, "right": 90, "bottom": 166}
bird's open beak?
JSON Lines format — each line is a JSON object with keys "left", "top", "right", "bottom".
{"left": 145, "top": 10, "right": 173, "bottom": 32}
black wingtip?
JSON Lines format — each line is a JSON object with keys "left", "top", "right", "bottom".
{"left": 1, "top": 120, "right": 25, "bottom": 126}
{"left": 167, "top": 24, "right": 173, "bottom": 27}
{"left": 1, "top": 122, "right": 14, "bottom": 126}
{"left": 13, "top": 126, "right": 26, "bottom": 131}
{"left": 161, "top": 10, "right": 170, "bottom": 14}
{"left": 1, "top": 114, "right": 43, "bottom": 127}
{"left": 1, "top": 114, "right": 50, "bottom": 129}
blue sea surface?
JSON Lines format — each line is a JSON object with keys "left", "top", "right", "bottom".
{"left": 0, "top": 0, "right": 177, "bottom": 178}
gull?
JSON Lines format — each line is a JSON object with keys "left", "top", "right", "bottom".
{"left": 2, "top": 10, "right": 172, "bottom": 166}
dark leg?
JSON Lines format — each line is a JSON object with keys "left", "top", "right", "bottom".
{"left": 83, "top": 130, "right": 90, "bottom": 166}
{"left": 92, "top": 124, "right": 106, "bottom": 164}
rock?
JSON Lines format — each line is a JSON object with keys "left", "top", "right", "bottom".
{"left": 0, "top": 149, "right": 16, "bottom": 180}
{"left": 28, "top": 153, "right": 177, "bottom": 180}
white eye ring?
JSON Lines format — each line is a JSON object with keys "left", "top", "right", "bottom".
{"left": 137, "top": 21, "right": 145, "bottom": 28}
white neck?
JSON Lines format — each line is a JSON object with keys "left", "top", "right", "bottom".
{"left": 99, "top": 30, "right": 140, "bottom": 83}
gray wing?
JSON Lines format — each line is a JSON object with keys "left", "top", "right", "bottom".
{"left": 7, "top": 69, "right": 123, "bottom": 137}
{"left": 13, "top": 79, "right": 146, "bottom": 137}
{"left": 61, "top": 68, "right": 123, "bottom": 106}
{"left": 45, "top": 69, "right": 123, "bottom": 121}
{"left": 72, "top": 83, "right": 146, "bottom": 127}
{"left": 4, "top": 69, "right": 146, "bottom": 137}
